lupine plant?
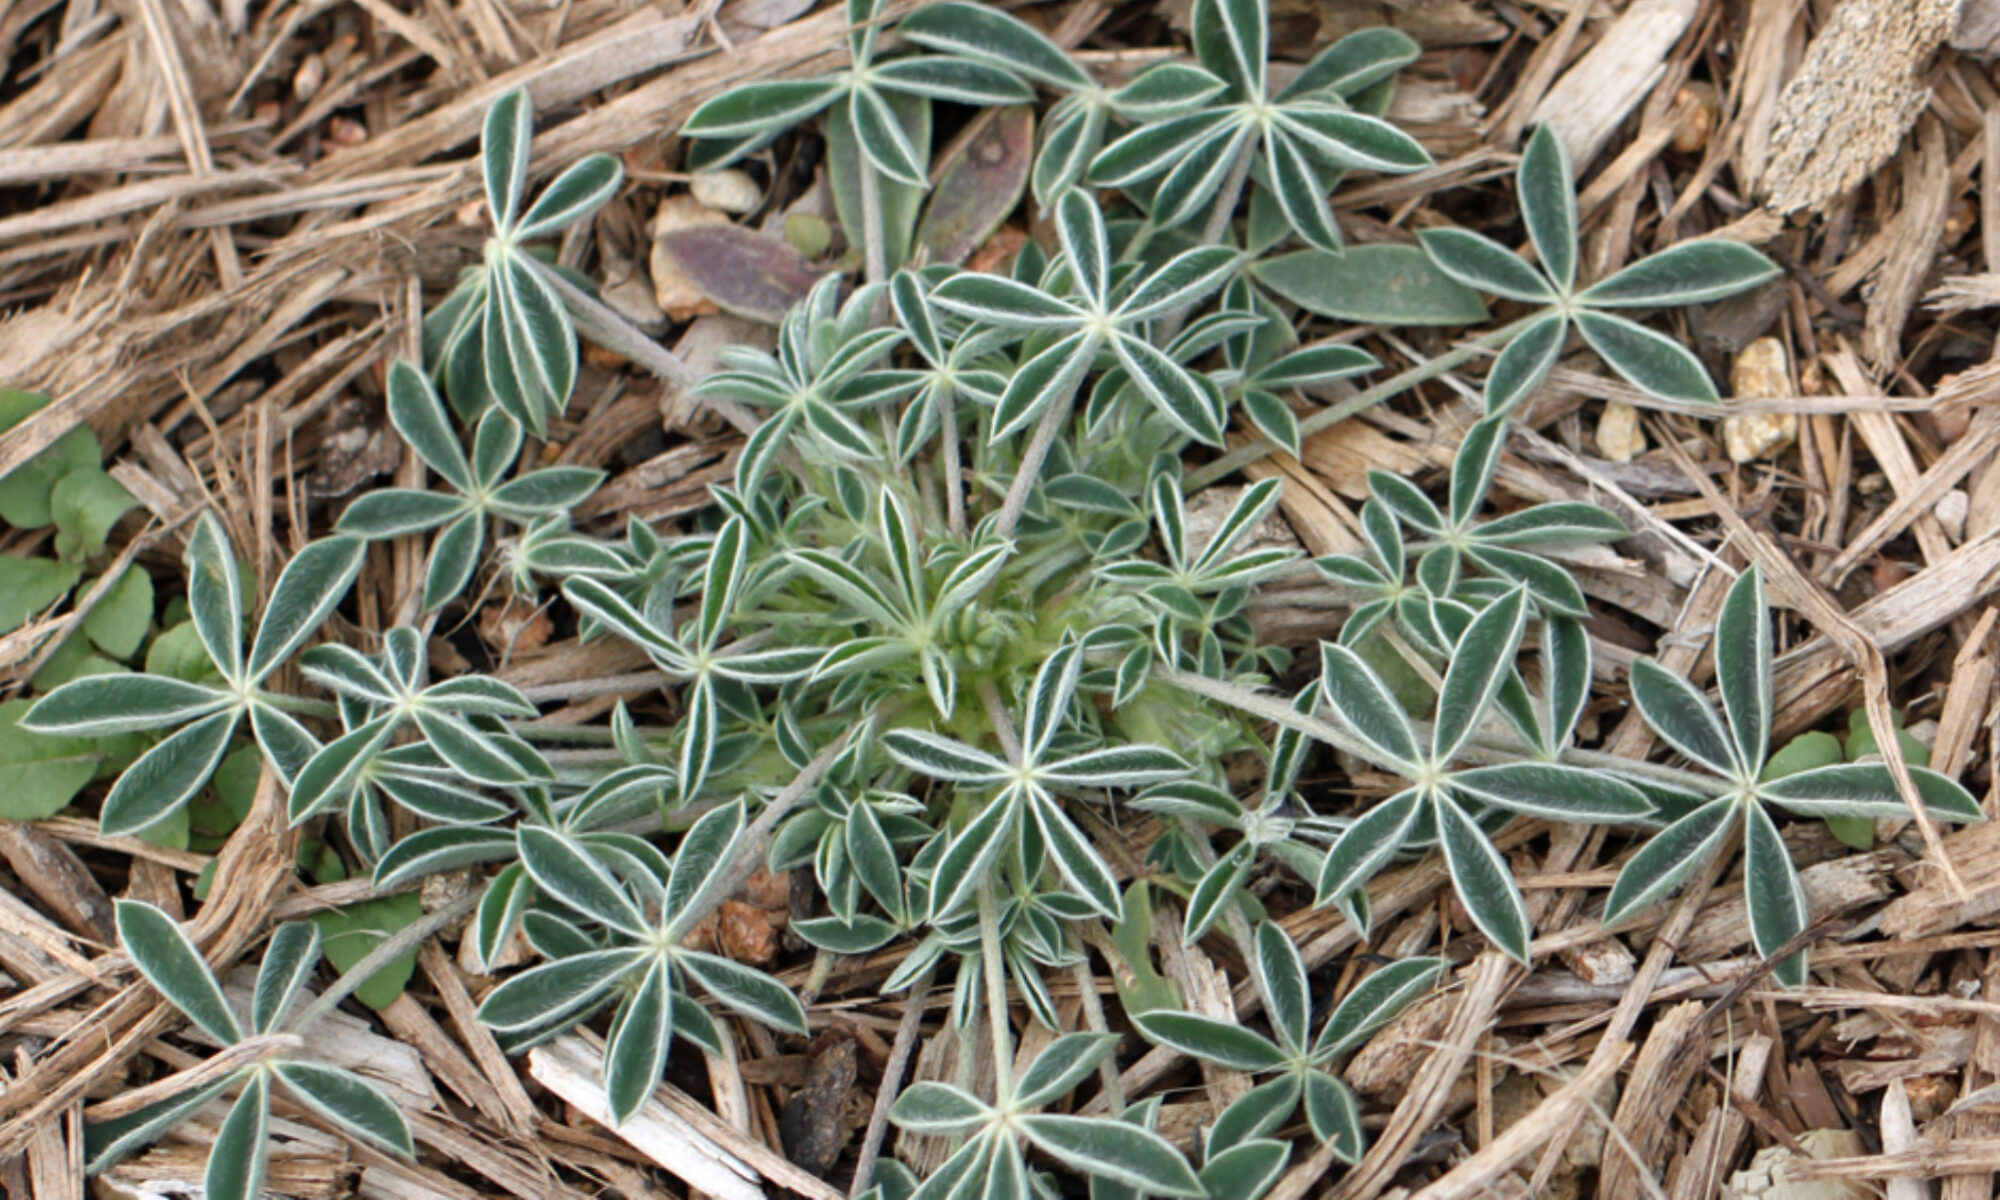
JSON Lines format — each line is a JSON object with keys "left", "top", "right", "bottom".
{"left": 1604, "top": 567, "right": 1984, "bottom": 984}
{"left": 1087, "top": 0, "right": 1427, "bottom": 250}
{"left": 20, "top": 4, "right": 1989, "bottom": 1195}
{"left": 88, "top": 903, "right": 413, "bottom": 1199}
{"left": 1420, "top": 124, "right": 1781, "bottom": 412}
{"left": 335, "top": 362, "right": 605, "bottom": 611}
{"left": 22, "top": 514, "right": 361, "bottom": 835}
{"left": 1134, "top": 924, "right": 1445, "bottom": 1161}
{"left": 425, "top": 91, "right": 624, "bottom": 431}
{"left": 681, "top": 0, "right": 1035, "bottom": 276}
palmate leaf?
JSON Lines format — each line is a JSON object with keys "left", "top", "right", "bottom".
{"left": 1578, "top": 239, "right": 1780, "bottom": 308}
{"left": 1713, "top": 567, "right": 1772, "bottom": 772}
{"left": 253, "top": 923, "right": 322, "bottom": 1035}
{"left": 682, "top": 79, "right": 847, "bottom": 141}
{"left": 476, "top": 948, "right": 647, "bottom": 1033}
{"left": 1210, "top": 1075, "right": 1303, "bottom": 1151}
{"left": 517, "top": 826, "right": 649, "bottom": 937}
{"left": 1313, "top": 957, "right": 1447, "bottom": 1060}
{"left": 1628, "top": 658, "right": 1739, "bottom": 779}
{"left": 1185, "top": 843, "right": 1252, "bottom": 941}
{"left": 248, "top": 536, "right": 366, "bottom": 682}
{"left": 1760, "top": 762, "right": 1984, "bottom": 822}
{"left": 99, "top": 710, "right": 239, "bottom": 837}
{"left": 185, "top": 512, "right": 245, "bottom": 685}
{"left": 676, "top": 950, "right": 810, "bottom": 1033}
{"left": 85, "top": 1075, "right": 237, "bottom": 1175}
{"left": 515, "top": 155, "right": 624, "bottom": 242}
{"left": 927, "top": 792, "right": 1018, "bottom": 920}
{"left": 665, "top": 798, "right": 745, "bottom": 924}
{"left": 897, "top": 1, "right": 1093, "bottom": 90}
{"left": 1280, "top": 26, "right": 1420, "bottom": 102}
{"left": 890, "top": 1082, "right": 993, "bottom": 1136}
{"left": 881, "top": 729, "right": 1011, "bottom": 783}
{"left": 1573, "top": 310, "right": 1716, "bottom": 403}
{"left": 1202, "top": 1139, "right": 1291, "bottom": 1200}
{"left": 1431, "top": 587, "right": 1527, "bottom": 763}
{"left": 1602, "top": 795, "right": 1737, "bottom": 924}
{"left": 1252, "top": 921, "right": 1311, "bottom": 1055}
{"left": 1028, "top": 793, "right": 1121, "bottom": 918}
{"left": 1480, "top": 311, "right": 1565, "bottom": 415}
{"left": 603, "top": 957, "right": 675, "bottom": 1124}
{"left": 1136, "top": 1008, "right": 1288, "bottom": 1072}
{"left": 1015, "top": 1032, "right": 1121, "bottom": 1108}
{"left": 1448, "top": 762, "right": 1652, "bottom": 821}
{"left": 1313, "top": 788, "right": 1420, "bottom": 911}
{"left": 22, "top": 674, "right": 228, "bottom": 737}
{"left": 483, "top": 90, "right": 534, "bottom": 233}
{"left": 1318, "top": 643, "right": 1421, "bottom": 769}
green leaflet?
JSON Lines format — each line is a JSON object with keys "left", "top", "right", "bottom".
{"left": 0, "top": 389, "right": 100, "bottom": 529}
{"left": 1251, "top": 246, "right": 1489, "bottom": 325}
{"left": 311, "top": 893, "right": 426, "bottom": 1010}
{"left": 115, "top": 900, "right": 243, "bottom": 1045}
{"left": 0, "top": 700, "right": 101, "bottom": 821}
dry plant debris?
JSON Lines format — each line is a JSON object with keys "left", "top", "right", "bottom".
{"left": 8, "top": 0, "right": 2000, "bottom": 1198}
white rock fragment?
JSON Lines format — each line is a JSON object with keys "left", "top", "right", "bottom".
{"left": 690, "top": 169, "right": 762, "bottom": 215}
{"left": 1723, "top": 1128, "right": 1872, "bottom": 1200}
{"left": 1936, "top": 488, "right": 1969, "bottom": 540}
{"left": 1596, "top": 400, "right": 1645, "bottom": 462}
{"left": 1722, "top": 337, "right": 1798, "bottom": 463}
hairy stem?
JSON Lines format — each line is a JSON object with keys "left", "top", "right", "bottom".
{"left": 1068, "top": 942, "right": 1123, "bottom": 1113}
{"left": 287, "top": 890, "right": 481, "bottom": 1034}
{"left": 994, "top": 395, "right": 1071, "bottom": 542}
{"left": 1185, "top": 315, "right": 1540, "bottom": 490}
{"left": 978, "top": 886, "right": 1014, "bottom": 1104}
{"left": 940, "top": 388, "right": 967, "bottom": 538}
{"left": 850, "top": 965, "right": 934, "bottom": 1196}
{"left": 860, "top": 161, "right": 891, "bottom": 292}
{"left": 663, "top": 726, "right": 860, "bottom": 944}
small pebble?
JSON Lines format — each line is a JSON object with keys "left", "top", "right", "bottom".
{"left": 1596, "top": 400, "right": 1644, "bottom": 462}
{"left": 1722, "top": 337, "right": 1798, "bottom": 463}
{"left": 1936, "top": 488, "right": 1969, "bottom": 540}
{"left": 293, "top": 53, "right": 326, "bottom": 102}
{"left": 690, "top": 168, "right": 762, "bottom": 214}
{"left": 1671, "top": 82, "right": 1718, "bottom": 154}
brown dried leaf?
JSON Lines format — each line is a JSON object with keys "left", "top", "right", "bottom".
{"left": 655, "top": 224, "right": 829, "bottom": 325}
{"left": 917, "top": 106, "right": 1033, "bottom": 267}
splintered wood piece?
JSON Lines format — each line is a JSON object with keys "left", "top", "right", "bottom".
{"left": 1933, "top": 609, "right": 1999, "bottom": 781}
{"left": 1406, "top": 1043, "right": 1629, "bottom": 1200}
{"left": 1676, "top": 850, "right": 1899, "bottom": 961}
{"left": 1882, "top": 820, "right": 2000, "bottom": 939}
{"left": 1666, "top": 1033, "right": 1773, "bottom": 1200}
{"left": 1599, "top": 1001, "right": 1709, "bottom": 1200}
{"left": 528, "top": 1035, "right": 765, "bottom": 1200}
{"left": 1528, "top": 0, "right": 1698, "bottom": 174}
{"left": 1861, "top": 117, "right": 1952, "bottom": 371}
{"left": 0, "top": 823, "right": 114, "bottom": 944}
